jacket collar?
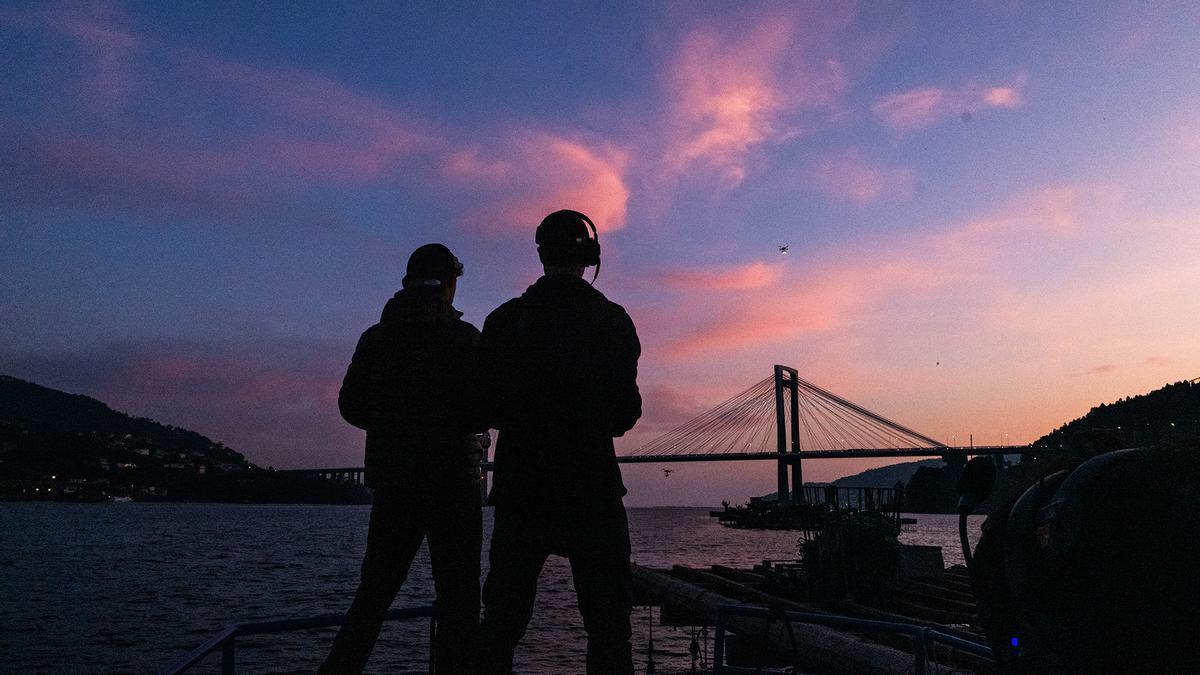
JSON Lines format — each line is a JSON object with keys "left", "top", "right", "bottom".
{"left": 380, "top": 288, "right": 462, "bottom": 324}
{"left": 525, "top": 274, "right": 599, "bottom": 298}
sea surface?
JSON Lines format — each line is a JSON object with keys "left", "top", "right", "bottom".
{"left": 0, "top": 504, "right": 982, "bottom": 674}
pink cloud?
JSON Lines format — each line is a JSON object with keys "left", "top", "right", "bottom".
{"left": 871, "top": 89, "right": 948, "bottom": 132}
{"left": 983, "top": 86, "right": 1023, "bottom": 108}
{"left": 653, "top": 185, "right": 1096, "bottom": 360}
{"left": 661, "top": 261, "right": 782, "bottom": 290}
{"left": 451, "top": 134, "right": 630, "bottom": 233}
{"left": 935, "top": 186, "right": 1089, "bottom": 256}
{"left": 664, "top": 24, "right": 784, "bottom": 186}
{"left": 440, "top": 149, "right": 513, "bottom": 181}
{"left": 660, "top": 13, "right": 850, "bottom": 188}
{"left": 804, "top": 149, "right": 915, "bottom": 205}
{"left": 658, "top": 257, "right": 944, "bottom": 359}
{"left": 873, "top": 74, "right": 1028, "bottom": 131}
{"left": 662, "top": 304, "right": 831, "bottom": 359}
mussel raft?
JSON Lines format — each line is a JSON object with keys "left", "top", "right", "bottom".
{"left": 630, "top": 559, "right": 993, "bottom": 674}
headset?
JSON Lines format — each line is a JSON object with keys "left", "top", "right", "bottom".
{"left": 535, "top": 209, "right": 601, "bottom": 284}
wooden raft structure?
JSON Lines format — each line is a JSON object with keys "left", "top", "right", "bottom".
{"left": 631, "top": 563, "right": 994, "bottom": 674}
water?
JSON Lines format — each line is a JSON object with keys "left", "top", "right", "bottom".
{"left": 0, "top": 504, "right": 980, "bottom": 673}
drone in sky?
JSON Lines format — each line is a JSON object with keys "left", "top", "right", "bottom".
{"left": 662, "top": 468, "right": 674, "bottom": 478}
{"left": 778, "top": 245, "right": 789, "bottom": 255}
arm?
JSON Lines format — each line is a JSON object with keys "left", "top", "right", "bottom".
{"left": 605, "top": 308, "right": 642, "bottom": 437}
{"left": 453, "top": 321, "right": 488, "bottom": 434}
{"left": 476, "top": 312, "right": 503, "bottom": 431}
{"left": 338, "top": 326, "right": 377, "bottom": 430}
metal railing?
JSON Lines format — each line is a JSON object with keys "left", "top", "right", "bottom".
{"left": 161, "top": 605, "right": 435, "bottom": 675}
{"left": 713, "top": 604, "right": 993, "bottom": 675}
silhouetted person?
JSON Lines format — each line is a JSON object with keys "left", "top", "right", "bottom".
{"left": 320, "top": 244, "right": 484, "bottom": 674}
{"left": 477, "top": 210, "right": 642, "bottom": 674}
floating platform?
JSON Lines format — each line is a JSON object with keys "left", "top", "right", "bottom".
{"left": 632, "top": 560, "right": 993, "bottom": 673}
{"left": 711, "top": 485, "right": 904, "bottom": 531}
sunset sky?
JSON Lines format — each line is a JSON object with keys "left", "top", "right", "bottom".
{"left": 4, "top": 2, "right": 1200, "bottom": 505}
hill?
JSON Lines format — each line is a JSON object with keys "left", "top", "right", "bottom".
{"left": 1033, "top": 378, "right": 1200, "bottom": 448}
{"left": 0, "top": 375, "right": 368, "bottom": 503}
{"left": 0, "top": 374, "right": 252, "bottom": 479}
{"left": 830, "top": 459, "right": 944, "bottom": 489}
{"left": 899, "top": 378, "right": 1200, "bottom": 513}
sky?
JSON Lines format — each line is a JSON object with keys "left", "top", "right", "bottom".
{"left": 3, "top": 1, "right": 1200, "bottom": 506}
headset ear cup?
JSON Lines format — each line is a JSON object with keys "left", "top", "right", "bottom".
{"left": 583, "top": 239, "right": 600, "bottom": 266}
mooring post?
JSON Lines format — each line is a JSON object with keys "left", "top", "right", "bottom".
{"left": 774, "top": 365, "right": 790, "bottom": 504}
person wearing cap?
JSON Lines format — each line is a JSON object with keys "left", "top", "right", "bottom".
{"left": 477, "top": 210, "right": 642, "bottom": 673}
{"left": 320, "top": 243, "right": 484, "bottom": 674}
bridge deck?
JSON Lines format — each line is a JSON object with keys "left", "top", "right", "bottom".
{"left": 282, "top": 446, "right": 1036, "bottom": 475}
{"left": 616, "top": 445, "right": 1029, "bottom": 463}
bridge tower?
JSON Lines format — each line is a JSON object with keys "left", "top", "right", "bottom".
{"left": 774, "top": 365, "right": 803, "bottom": 504}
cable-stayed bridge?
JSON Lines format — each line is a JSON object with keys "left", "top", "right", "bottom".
{"left": 290, "top": 365, "right": 1034, "bottom": 502}
{"left": 615, "top": 365, "right": 1027, "bottom": 503}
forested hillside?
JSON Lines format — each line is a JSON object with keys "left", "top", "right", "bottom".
{"left": 0, "top": 375, "right": 368, "bottom": 503}
{"left": 1034, "top": 379, "right": 1200, "bottom": 448}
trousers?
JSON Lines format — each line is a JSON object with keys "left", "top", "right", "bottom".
{"left": 320, "top": 481, "right": 482, "bottom": 674}
{"left": 478, "top": 504, "right": 633, "bottom": 674}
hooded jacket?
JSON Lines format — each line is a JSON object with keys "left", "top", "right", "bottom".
{"left": 480, "top": 274, "right": 641, "bottom": 516}
{"left": 339, "top": 288, "right": 483, "bottom": 489}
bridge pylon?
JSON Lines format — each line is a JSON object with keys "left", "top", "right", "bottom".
{"left": 775, "top": 365, "right": 802, "bottom": 505}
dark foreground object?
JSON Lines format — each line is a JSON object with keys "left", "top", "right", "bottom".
{"left": 971, "top": 444, "right": 1200, "bottom": 672}
{"left": 632, "top": 563, "right": 992, "bottom": 673}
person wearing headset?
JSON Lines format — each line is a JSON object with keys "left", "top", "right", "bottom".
{"left": 477, "top": 210, "right": 642, "bottom": 674}
{"left": 320, "top": 244, "right": 485, "bottom": 674}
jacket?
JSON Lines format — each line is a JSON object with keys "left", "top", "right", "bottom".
{"left": 480, "top": 274, "right": 641, "bottom": 515}
{"left": 339, "top": 289, "right": 483, "bottom": 489}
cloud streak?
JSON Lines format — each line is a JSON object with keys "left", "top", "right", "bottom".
{"left": 803, "top": 149, "right": 915, "bottom": 205}
{"left": 873, "top": 75, "right": 1027, "bottom": 131}
{"left": 661, "top": 261, "right": 782, "bottom": 290}
{"left": 653, "top": 185, "right": 1093, "bottom": 360}
{"left": 3, "top": 4, "right": 631, "bottom": 237}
